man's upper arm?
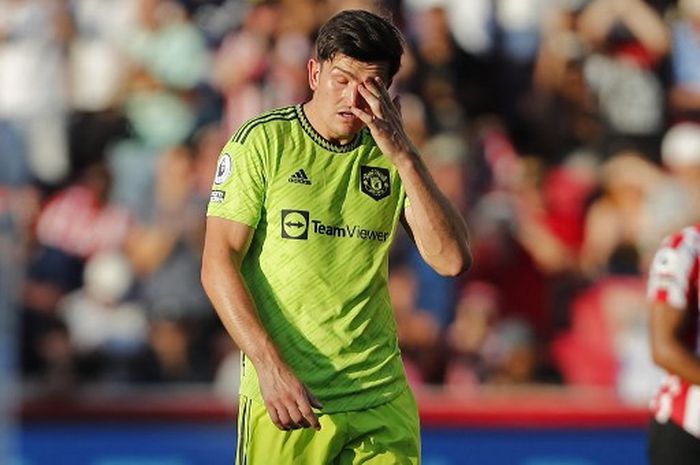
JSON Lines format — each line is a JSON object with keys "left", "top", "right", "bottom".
{"left": 204, "top": 216, "right": 255, "bottom": 263}
{"left": 650, "top": 300, "right": 686, "bottom": 346}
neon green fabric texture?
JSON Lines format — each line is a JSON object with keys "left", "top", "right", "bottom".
{"left": 236, "top": 389, "right": 420, "bottom": 465}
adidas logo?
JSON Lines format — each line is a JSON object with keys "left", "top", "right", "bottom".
{"left": 288, "top": 169, "right": 311, "bottom": 185}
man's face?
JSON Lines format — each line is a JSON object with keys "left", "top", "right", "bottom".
{"left": 307, "top": 53, "right": 390, "bottom": 144}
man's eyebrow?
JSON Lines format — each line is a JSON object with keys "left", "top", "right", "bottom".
{"left": 330, "top": 66, "right": 356, "bottom": 78}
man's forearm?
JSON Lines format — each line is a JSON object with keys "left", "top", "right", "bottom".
{"left": 201, "top": 250, "right": 284, "bottom": 369}
{"left": 394, "top": 150, "right": 471, "bottom": 276}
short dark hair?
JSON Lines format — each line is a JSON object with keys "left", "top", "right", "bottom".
{"left": 315, "top": 9, "right": 404, "bottom": 80}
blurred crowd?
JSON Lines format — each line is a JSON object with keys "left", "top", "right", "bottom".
{"left": 3, "top": 0, "right": 700, "bottom": 405}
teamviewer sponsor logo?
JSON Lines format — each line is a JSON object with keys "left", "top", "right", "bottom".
{"left": 281, "top": 209, "right": 389, "bottom": 242}
{"left": 281, "top": 209, "right": 309, "bottom": 240}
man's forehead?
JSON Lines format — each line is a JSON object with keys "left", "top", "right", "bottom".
{"left": 324, "top": 54, "right": 389, "bottom": 79}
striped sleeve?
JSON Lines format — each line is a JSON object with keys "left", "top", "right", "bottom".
{"left": 647, "top": 227, "right": 700, "bottom": 309}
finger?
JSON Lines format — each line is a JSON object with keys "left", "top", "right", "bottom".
{"left": 297, "top": 417, "right": 312, "bottom": 429}
{"left": 275, "top": 404, "right": 293, "bottom": 430}
{"left": 266, "top": 402, "right": 284, "bottom": 430}
{"left": 372, "top": 76, "right": 394, "bottom": 103}
{"left": 361, "top": 78, "right": 382, "bottom": 99}
{"left": 287, "top": 404, "right": 306, "bottom": 429}
{"left": 367, "top": 78, "right": 400, "bottom": 120}
{"left": 298, "top": 401, "right": 321, "bottom": 431}
{"left": 349, "top": 106, "right": 375, "bottom": 126}
{"left": 357, "top": 84, "right": 384, "bottom": 120}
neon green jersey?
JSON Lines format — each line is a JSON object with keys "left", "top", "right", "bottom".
{"left": 207, "top": 104, "right": 409, "bottom": 413}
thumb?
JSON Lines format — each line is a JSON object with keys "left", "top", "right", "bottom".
{"left": 305, "top": 385, "right": 323, "bottom": 409}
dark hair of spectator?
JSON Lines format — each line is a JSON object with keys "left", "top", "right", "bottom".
{"left": 315, "top": 9, "right": 404, "bottom": 80}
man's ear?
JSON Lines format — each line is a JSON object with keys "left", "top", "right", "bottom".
{"left": 308, "top": 58, "right": 320, "bottom": 91}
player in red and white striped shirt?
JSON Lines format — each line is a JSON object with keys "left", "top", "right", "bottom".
{"left": 648, "top": 224, "right": 700, "bottom": 464}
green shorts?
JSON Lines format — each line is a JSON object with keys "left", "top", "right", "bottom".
{"left": 235, "top": 388, "right": 421, "bottom": 465}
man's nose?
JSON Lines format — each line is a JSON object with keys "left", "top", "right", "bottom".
{"left": 346, "top": 82, "right": 360, "bottom": 108}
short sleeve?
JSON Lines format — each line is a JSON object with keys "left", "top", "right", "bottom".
{"left": 647, "top": 235, "right": 697, "bottom": 309}
{"left": 207, "top": 139, "right": 266, "bottom": 228}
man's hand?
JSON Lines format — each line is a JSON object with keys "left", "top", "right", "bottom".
{"left": 351, "top": 76, "right": 415, "bottom": 164}
{"left": 257, "top": 359, "right": 323, "bottom": 431}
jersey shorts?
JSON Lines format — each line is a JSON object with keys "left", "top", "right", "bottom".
{"left": 649, "top": 418, "right": 700, "bottom": 465}
{"left": 207, "top": 104, "right": 410, "bottom": 412}
{"left": 236, "top": 388, "right": 420, "bottom": 465}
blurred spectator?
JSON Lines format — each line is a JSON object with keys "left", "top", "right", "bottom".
{"left": 58, "top": 251, "right": 149, "bottom": 382}
{"left": 446, "top": 281, "right": 540, "bottom": 388}
{"left": 445, "top": 281, "right": 500, "bottom": 388}
{"left": 124, "top": 144, "right": 215, "bottom": 382}
{"left": 125, "top": 145, "right": 209, "bottom": 321}
{"left": 466, "top": 124, "right": 553, "bottom": 339}
{"left": 491, "top": 0, "right": 548, "bottom": 147}
{"left": 68, "top": 0, "right": 139, "bottom": 112}
{"left": 669, "top": 0, "right": 700, "bottom": 121}
{"left": 404, "top": 5, "right": 474, "bottom": 132}
{"left": 552, "top": 275, "right": 659, "bottom": 405}
{"left": 31, "top": 163, "right": 131, "bottom": 292}
{"left": 127, "top": 0, "right": 208, "bottom": 91}
{"left": 530, "top": 2, "right": 602, "bottom": 161}
{"left": 399, "top": 93, "right": 430, "bottom": 150}
{"left": 512, "top": 152, "right": 598, "bottom": 275}
{"left": 0, "top": 0, "right": 73, "bottom": 184}
{"left": 398, "top": 133, "right": 470, "bottom": 383}
{"left": 410, "top": 133, "right": 469, "bottom": 325}
{"left": 580, "top": 151, "right": 665, "bottom": 276}
{"left": 212, "top": 0, "right": 281, "bottom": 132}
{"left": 21, "top": 162, "right": 131, "bottom": 383}
{"left": 578, "top": 0, "right": 670, "bottom": 156}
{"left": 484, "top": 318, "right": 538, "bottom": 385}
{"left": 643, "top": 122, "right": 700, "bottom": 251}
{"left": 389, "top": 263, "right": 439, "bottom": 387}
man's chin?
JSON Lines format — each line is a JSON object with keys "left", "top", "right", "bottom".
{"left": 334, "top": 121, "right": 364, "bottom": 140}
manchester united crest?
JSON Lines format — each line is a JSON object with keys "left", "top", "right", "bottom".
{"left": 360, "top": 165, "right": 390, "bottom": 201}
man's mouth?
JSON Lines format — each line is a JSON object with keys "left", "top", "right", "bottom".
{"left": 338, "top": 111, "right": 357, "bottom": 121}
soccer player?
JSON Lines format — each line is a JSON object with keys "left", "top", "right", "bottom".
{"left": 648, "top": 224, "right": 700, "bottom": 465}
{"left": 201, "top": 9, "right": 471, "bottom": 464}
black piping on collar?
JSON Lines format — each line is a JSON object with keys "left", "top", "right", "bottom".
{"left": 295, "top": 103, "right": 366, "bottom": 153}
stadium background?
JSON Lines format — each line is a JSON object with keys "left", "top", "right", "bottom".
{"left": 2, "top": 0, "right": 700, "bottom": 463}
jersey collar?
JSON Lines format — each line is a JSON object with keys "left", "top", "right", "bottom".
{"left": 295, "top": 104, "right": 366, "bottom": 153}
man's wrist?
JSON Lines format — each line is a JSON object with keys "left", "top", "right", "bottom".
{"left": 248, "top": 343, "right": 284, "bottom": 370}
{"left": 390, "top": 149, "right": 420, "bottom": 171}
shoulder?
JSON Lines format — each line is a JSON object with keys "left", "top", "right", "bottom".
{"left": 649, "top": 225, "right": 700, "bottom": 278}
{"left": 230, "top": 105, "right": 300, "bottom": 146}
{"left": 659, "top": 224, "right": 700, "bottom": 251}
